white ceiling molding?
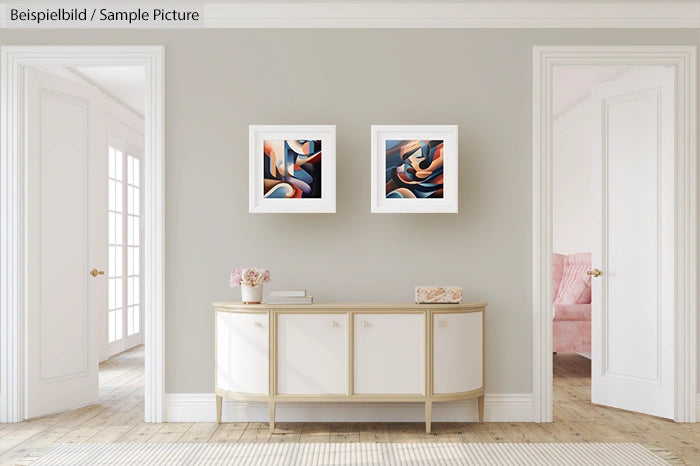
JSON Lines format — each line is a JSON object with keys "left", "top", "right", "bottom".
{"left": 202, "top": 2, "right": 700, "bottom": 29}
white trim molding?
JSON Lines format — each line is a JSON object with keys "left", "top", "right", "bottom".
{"left": 0, "top": 46, "right": 165, "bottom": 423}
{"left": 532, "top": 46, "right": 697, "bottom": 423}
{"left": 165, "top": 394, "right": 533, "bottom": 423}
{"left": 202, "top": 2, "right": 700, "bottom": 29}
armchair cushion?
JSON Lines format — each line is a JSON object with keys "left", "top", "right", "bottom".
{"left": 553, "top": 303, "right": 591, "bottom": 321}
{"left": 554, "top": 252, "right": 592, "bottom": 305}
{"left": 552, "top": 253, "right": 566, "bottom": 300}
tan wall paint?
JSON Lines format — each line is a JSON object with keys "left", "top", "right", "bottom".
{"left": 1, "top": 28, "right": 698, "bottom": 395}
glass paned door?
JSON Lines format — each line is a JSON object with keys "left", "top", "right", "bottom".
{"left": 108, "top": 142, "right": 143, "bottom": 353}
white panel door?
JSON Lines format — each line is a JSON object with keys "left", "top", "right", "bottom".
{"left": 277, "top": 314, "right": 346, "bottom": 395}
{"left": 433, "top": 312, "right": 482, "bottom": 394}
{"left": 26, "top": 69, "right": 104, "bottom": 418}
{"left": 590, "top": 66, "right": 675, "bottom": 419}
{"left": 354, "top": 313, "right": 424, "bottom": 394}
{"left": 216, "top": 312, "right": 268, "bottom": 394}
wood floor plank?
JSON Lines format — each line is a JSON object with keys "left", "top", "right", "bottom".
{"left": 208, "top": 423, "right": 247, "bottom": 443}
{"left": 387, "top": 422, "right": 419, "bottom": 443}
{"left": 146, "top": 422, "right": 192, "bottom": 443}
{"left": 498, "top": 422, "right": 541, "bottom": 443}
{"left": 329, "top": 422, "right": 360, "bottom": 443}
{"left": 86, "top": 426, "right": 134, "bottom": 443}
{"left": 431, "top": 423, "right": 463, "bottom": 443}
{"left": 238, "top": 422, "right": 272, "bottom": 443}
{"left": 299, "top": 422, "right": 331, "bottom": 443}
{"left": 329, "top": 432, "right": 360, "bottom": 443}
{"left": 269, "top": 422, "right": 302, "bottom": 443}
{"left": 119, "top": 423, "right": 165, "bottom": 443}
{"left": 179, "top": 423, "right": 219, "bottom": 443}
{"left": 358, "top": 422, "right": 390, "bottom": 443}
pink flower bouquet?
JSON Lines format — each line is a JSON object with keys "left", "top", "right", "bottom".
{"left": 229, "top": 267, "right": 271, "bottom": 288}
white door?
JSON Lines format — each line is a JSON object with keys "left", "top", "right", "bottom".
{"left": 354, "top": 313, "right": 424, "bottom": 394}
{"left": 590, "top": 66, "right": 675, "bottom": 419}
{"left": 26, "top": 69, "right": 104, "bottom": 418}
{"left": 277, "top": 314, "right": 346, "bottom": 395}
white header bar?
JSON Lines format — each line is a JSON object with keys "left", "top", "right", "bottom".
{"left": 1, "top": 2, "right": 699, "bottom": 29}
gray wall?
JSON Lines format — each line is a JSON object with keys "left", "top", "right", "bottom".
{"left": 1, "top": 29, "right": 698, "bottom": 395}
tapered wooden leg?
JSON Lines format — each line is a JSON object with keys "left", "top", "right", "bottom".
{"left": 477, "top": 395, "right": 485, "bottom": 422}
{"left": 269, "top": 400, "right": 276, "bottom": 432}
{"left": 425, "top": 400, "right": 432, "bottom": 434}
{"left": 216, "top": 395, "right": 222, "bottom": 424}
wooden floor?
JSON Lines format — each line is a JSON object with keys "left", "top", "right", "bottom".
{"left": 0, "top": 348, "right": 698, "bottom": 465}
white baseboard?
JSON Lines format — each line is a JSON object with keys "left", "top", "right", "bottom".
{"left": 164, "top": 393, "right": 533, "bottom": 423}
{"left": 696, "top": 394, "right": 700, "bottom": 422}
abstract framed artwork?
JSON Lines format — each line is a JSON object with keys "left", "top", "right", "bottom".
{"left": 371, "top": 125, "right": 458, "bottom": 213}
{"left": 249, "top": 125, "right": 336, "bottom": 213}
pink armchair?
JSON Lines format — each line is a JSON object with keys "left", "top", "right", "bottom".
{"left": 552, "top": 253, "right": 592, "bottom": 353}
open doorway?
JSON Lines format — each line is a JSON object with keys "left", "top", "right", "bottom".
{"left": 533, "top": 46, "right": 697, "bottom": 423}
{"left": 23, "top": 65, "right": 145, "bottom": 419}
{"left": 0, "top": 46, "right": 164, "bottom": 424}
{"left": 552, "top": 63, "right": 678, "bottom": 419}
{"left": 551, "top": 65, "right": 632, "bottom": 414}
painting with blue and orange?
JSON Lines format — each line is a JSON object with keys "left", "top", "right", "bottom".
{"left": 263, "top": 140, "right": 322, "bottom": 199}
{"left": 385, "top": 140, "right": 444, "bottom": 199}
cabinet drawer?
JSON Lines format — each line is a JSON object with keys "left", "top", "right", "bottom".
{"left": 216, "top": 312, "right": 268, "bottom": 395}
{"left": 433, "top": 311, "right": 483, "bottom": 394}
{"left": 354, "top": 313, "right": 424, "bottom": 394}
{"left": 277, "top": 314, "right": 347, "bottom": 395}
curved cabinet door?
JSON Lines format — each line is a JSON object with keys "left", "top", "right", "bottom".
{"left": 354, "top": 313, "right": 424, "bottom": 394}
{"left": 216, "top": 312, "right": 268, "bottom": 395}
{"left": 433, "top": 311, "right": 483, "bottom": 394}
{"left": 277, "top": 313, "right": 347, "bottom": 395}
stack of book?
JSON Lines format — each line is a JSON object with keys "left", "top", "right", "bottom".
{"left": 264, "top": 289, "right": 314, "bottom": 305}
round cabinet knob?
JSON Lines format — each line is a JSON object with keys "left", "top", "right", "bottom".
{"left": 329, "top": 321, "right": 338, "bottom": 328}
{"left": 440, "top": 321, "right": 448, "bottom": 328}
{"left": 253, "top": 321, "right": 261, "bottom": 327}
{"left": 361, "top": 321, "right": 369, "bottom": 328}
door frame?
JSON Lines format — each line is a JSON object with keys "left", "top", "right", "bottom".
{"left": 0, "top": 46, "right": 165, "bottom": 423}
{"left": 532, "top": 46, "right": 697, "bottom": 422}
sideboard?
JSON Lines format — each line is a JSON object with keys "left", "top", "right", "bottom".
{"left": 213, "top": 302, "right": 486, "bottom": 433}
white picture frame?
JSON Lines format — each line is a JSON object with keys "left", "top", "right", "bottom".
{"left": 249, "top": 125, "right": 336, "bottom": 213}
{"left": 371, "top": 125, "right": 458, "bottom": 213}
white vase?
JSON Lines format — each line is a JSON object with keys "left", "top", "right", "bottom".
{"left": 241, "top": 285, "right": 263, "bottom": 304}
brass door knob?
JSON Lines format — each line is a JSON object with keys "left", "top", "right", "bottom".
{"left": 587, "top": 268, "right": 602, "bottom": 277}
{"left": 90, "top": 268, "right": 105, "bottom": 277}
